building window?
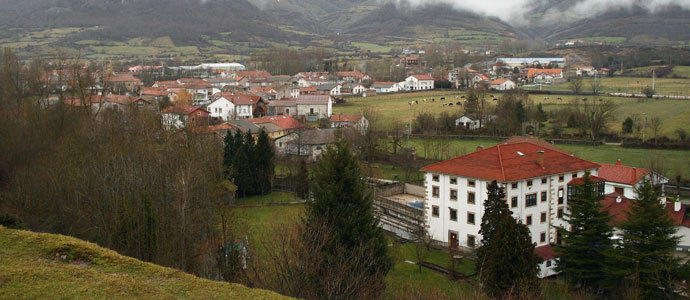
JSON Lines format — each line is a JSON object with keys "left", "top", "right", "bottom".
{"left": 511, "top": 197, "right": 518, "bottom": 208}
{"left": 541, "top": 191, "right": 547, "bottom": 202}
{"left": 432, "top": 186, "right": 439, "bottom": 198}
{"left": 468, "top": 192, "right": 475, "bottom": 204}
{"left": 468, "top": 180, "right": 476, "bottom": 187}
{"left": 450, "top": 177, "right": 457, "bottom": 184}
{"left": 310, "top": 108, "right": 314, "bottom": 114}
{"left": 558, "top": 188, "right": 564, "bottom": 204}
{"left": 467, "top": 235, "right": 476, "bottom": 248}
{"left": 511, "top": 182, "right": 518, "bottom": 189}
{"left": 432, "top": 175, "right": 439, "bottom": 182}
{"left": 541, "top": 212, "right": 547, "bottom": 223}
{"left": 467, "top": 212, "right": 475, "bottom": 224}
{"left": 558, "top": 175, "right": 564, "bottom": 182}
{"left": 546, "top": 260, "right": 552, "bottom": 267}
{"left": 572, "top": 172, "right": 578, "bottom": 178}
{"left": 432, "top": 206, "right": 439, "bottom": 217}
{"left": 557, "top": 208, "right": 563, "bottom": 219}
{"left": 449, "top": 208, "right": 458, "bottom": 221}
{"left": 541, "top": 178, "right": 547, "bottom": 184}
{"left": 450, "top": 189, "right": 458, "bottom": 201}
{"left": 527, "top": 180, "right": 533, "bottom": 187}
{"left": 540, "top": 232, "right": 546, "bottom": 243}
{"left": 525, "top": 194, "right": 537, "bottom": 207}
{"left": 526, "top": 215, "right": 532, "bottom": 225}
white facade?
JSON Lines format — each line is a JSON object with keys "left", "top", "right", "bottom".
{"left": 603, "top": 173, "right": 668, "bottom": 200}
{"left": 425, "top": 169, "right": 598, "bottom": 277}
{"left": 455, "top": 116, "right": 481, "bottom": 130}
{"left": 352, "top": 84, "right": 367, "bottom": 95}
{"left": 405, "top": 76, "right": 434, "bottom": 91}
{"left": 207, "top": 97, "right": 236, "bottom": 121}
{"left": 489, "top": 80, "right": 516, "bottom": 91}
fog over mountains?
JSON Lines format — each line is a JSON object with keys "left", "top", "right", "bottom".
{"left": 0, "top": 0, "right": 688, "bottom": 45}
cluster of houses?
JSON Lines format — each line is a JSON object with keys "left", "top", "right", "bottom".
{"left": 420, "top": 136, "right": 674, "bottom": 278}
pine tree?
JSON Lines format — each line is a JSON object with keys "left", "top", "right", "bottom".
{"left": 254, "top": 129, "right": 274, "bottom": 195}
{"left": 295, "top": 158, "right": 309, "bottom": 199}
{"left": 477, "top": 181, "right": 540, "bottom": 297}
{"left": 556, "top": 174, "right": 617, "bottom": 291}
{"left": 620, "top": 180, "right": 681, "bottom": 299}
{"left": 305, "top": 138, "right": 392, "bottom": 297}
{"left": 223, "top": 130, "right": 236, "bottom": 176}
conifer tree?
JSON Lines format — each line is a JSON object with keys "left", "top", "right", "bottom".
{"left": 305, "top": 138, "right": 392, "bottom": 297}
{"left": 556, "top": 174, "right": 617, "bottom": 291}
{"left": 223, "top": 130, "right": 236, "bottom": 175}
{"left": 477, "top": 181, "right": 540, "bottom": 297}
{"left": 620, "top": 180, "right": 682, "bottom": 299}
{"left": 254, "top": 129, "right": 274, "bottom": 195}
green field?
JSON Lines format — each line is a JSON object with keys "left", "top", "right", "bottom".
{"left": 336, "top": 90, "right": 690, "bottom": 139}
{"left": 525, "top": 76, "right": 690, "bottom": 96}
{"left": 0, "top": 226, "right": 288, "bottom": 299}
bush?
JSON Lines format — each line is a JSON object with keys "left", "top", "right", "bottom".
{"left": 0, "top": 212, "right": 28, "bottom": 229}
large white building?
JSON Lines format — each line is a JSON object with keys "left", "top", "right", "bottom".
{"left": 421, "top": 138, "right": 600, "bottom": 278}
{"left": 404, "top": 75, "right": 435, "bottom": 91}
{"left": 597, "top": 160, "right": 668, "bottom": 200}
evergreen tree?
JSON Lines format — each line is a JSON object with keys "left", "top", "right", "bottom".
{"left": 536, "top": 103, "right": 548, "bottom": 123}
{"left": 516, "top": 100, "right": 526, "bottom": 124}
{"left": 223, "top": 130, "right": 236, "bottom": 175}
{"left": 620, "top": 180, "right": 682, "bottom": 299}
{"left": 231, "top": 141, "right": 252, "bottom": 198}
{"left": 295, "top": 158, "right": 309, "bottom": 199}
{"left": 477, "top": 181, "right": 540, "bottom": 297}
{"left": 556, "top": 174, "right": 617, "bottom": 291}
{"left": 622, "top": 117, "right": 634, "bottom": 134}
{"left": 254, "top": 130, "right": 274, "bottom": 195}
{"left": 305, "top": 138, "right": 392, "bottom": 297}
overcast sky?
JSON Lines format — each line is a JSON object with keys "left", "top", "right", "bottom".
{"left": 383, "top": 0, "right": 690, "bottom": 24}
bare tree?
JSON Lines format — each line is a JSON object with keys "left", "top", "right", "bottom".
{"left": 569, "top": 77, "right": 583, "bottom": 93}
{"left": 649, "top": 117, "right": 663, "bottom": 144}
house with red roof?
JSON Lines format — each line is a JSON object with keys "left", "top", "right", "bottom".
{"left": 524, "top": 68, "right": 564, "bottom": 84}
{"left": 208, "top": 92, "right": 266, "bottom": 120}
{"left": 161, "top": 105, "right": 209, "bottom": 129}
{"left": 330, "top": 114, "right": 369, "bottom": 135}
{"left": 487, "top": 78, "right": 516, "bottom": 91}
{"left": 404, "top": 75, "right": 435, "bottom": 91}
{"left": 421, "top": 140, "right": 600, "bottom": 278}
{"left": 336, "top": 71, "right": 370, "bottom": 83}
{"left": 598, "top": 160, "right": 669, "bottom": 199}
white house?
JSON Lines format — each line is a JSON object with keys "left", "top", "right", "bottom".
{"left": 405, "top": 75, "right": 435, "bottom": 91}
{"left": 421, "top": 140, "right": 600, "bottom": 278}
{"left": 597, "top": 161, "right": 669, "bottom": 200}
{"left": 317, "top": 83, "right": 342, "bottom": 96}
{"left": 207, "top": 97, "right": 236, "bottom": 121}
{"left": 211, "top": 93, "right": 258, "bottom": 120}
{"left": 455, "top": 115, "right": 482, "bottom": 130}
{"left": 576, "top": 66, "right": 597, "bottom": 77}
{"left": 296, "top": 95, "right": 332, "bottom": 120}
{"left": 487, "top": 78, "right": 516, "bottom": 91}
{"left": 372, "top": 82, "right": 400, "bottom": 93}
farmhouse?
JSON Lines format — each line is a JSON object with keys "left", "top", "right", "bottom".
{"left": 296, "top": 95, "right": 332, "bottom": 121}
{"left": 496, "top": 58, "right": 566, "bottom": 69}
{"left": 162, "top": 105, "right": 210, "bottom": 128}
{"left": 421, "top": 140, "right": 600, "bottom": 277}
{"left": 597, "top": 160, "right": 669, "bottom": 199}
{"left": 405, "top": 75, "right": 435, "bottom": 91}
{"left": 525, "top": 68, "right": 564, "bottom": 84}
{"left": 371, "top": 82, "right": 400, "bottom": 93}
{"left": 330, "top": 114, "right": 369, "bottom": 135}
{"left": 487, "top": 78, "right": 516, "bottom": 91}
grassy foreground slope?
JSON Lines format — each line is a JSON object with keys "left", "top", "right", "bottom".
{"left": 0, "top": 226, "right": 289, "bottom": 300}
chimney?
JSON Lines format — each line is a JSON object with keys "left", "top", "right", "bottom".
{"left": 631, "top": 167, "right": 637, "bottom": 184}
{"left": 476, "top": 145, "right": 483, "bottom": 152}
{"left": 616, "top": 159, "right": 621, "bottom": 166}
{"left": 537, "top": 150, "right": 544, "bottom": 167}
{"left": 675, "top": 200, "right": 681, "bottom": 212}
{"left": 616, "top": 196, "right": 622, "bottom": 203}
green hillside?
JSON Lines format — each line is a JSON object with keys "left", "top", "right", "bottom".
{"left": 0, "top": 226, "right": 289, "bottom": 300}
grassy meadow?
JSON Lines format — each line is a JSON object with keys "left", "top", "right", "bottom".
{"left": 0, "top": 226, "right": 288, "bottom": 299}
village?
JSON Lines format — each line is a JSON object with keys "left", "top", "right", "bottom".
{"left": 3, "top": 43, "right": 690, "bottom": 299}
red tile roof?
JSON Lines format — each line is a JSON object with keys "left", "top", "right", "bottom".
{"left": 421, "top": 142, "right": 600, "bottom": 182}
{"left": 411, "top": 74, "right": 434, "bottom": 80}
{"left": 330, "top": 114, "right": 362, "bottom": 123}
{"left": 598, "top": 164, "right": 651, "bottom": 186}
{"left": 535, "top": 245, "right": 559, "bottom": 261}
{"left": 337, "top": 71, "right": 366, "bottom": 79}
{"left": 526, "top": 68, "right": 563, "bottom": 78}
{"left": 601, "top": 192, "right": 687, "bottom": 226}
{"left": 501, "top": 136, "right": 571, "bottom": 155}
{"left": 106, "top": 76, "right": 142, "bottom": 84}
{"left": 162, "top": 105, "right": 209, "bottom": 115}
{"left": 249, "top": 115, "right": 303, "bottom": 130}
{"left": 142, "top": 87, "right": 169, "bottom": 97}
{"left": 216, "top": 93, "right": 257, "bottom": 106}
{"left": 488, "top": 78, "right": 511, "bottom": 85}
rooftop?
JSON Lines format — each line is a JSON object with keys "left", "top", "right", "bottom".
{"left": 421, "top": 142, "right": 600, "bottom": 182}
